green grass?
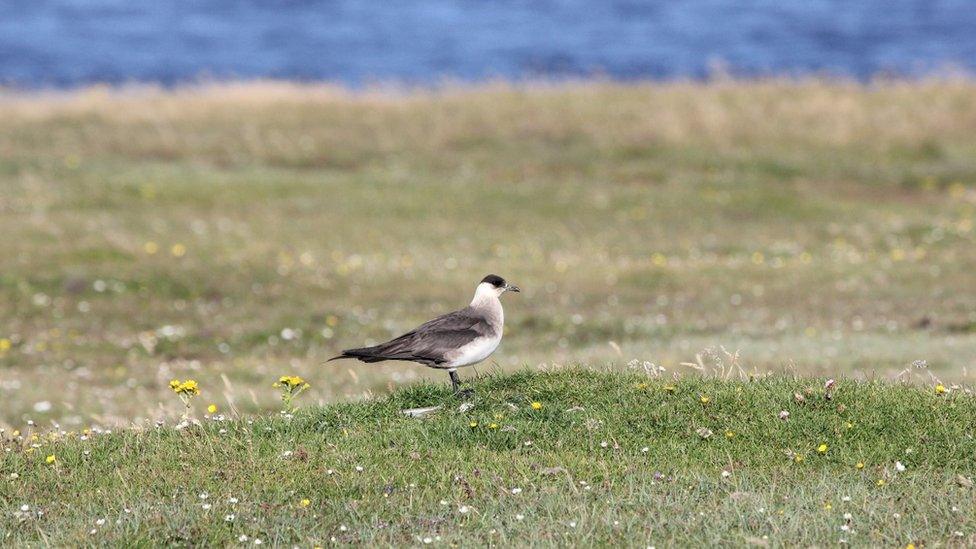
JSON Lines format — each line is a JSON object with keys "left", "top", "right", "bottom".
{"left": 2, "top": 369, "right": 973, "bottom": 546}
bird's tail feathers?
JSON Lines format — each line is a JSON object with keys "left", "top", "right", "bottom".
{"left": 328, "top": 346, "right": 388, "bottom": 363}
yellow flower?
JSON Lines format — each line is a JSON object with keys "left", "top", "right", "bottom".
{"left": 207, "top": 404, "right": 217, "bottom": 414}
{"left": 845, "top": 422, "right": 853, "bottom": 429}
{"left": 817, "top": 443, "right": 828, "bottom": 454}
{"left": 906, "top": 544, "right": 916, "bottom": 549}
{"left": 45, "top": 454, "right": 56, "bottom": 464}
{"left": 794, "top": 454, "right": 805, "bottom": 463}
{"left": 170, "top": 379, "right": 200, "bottom": 396}
{"left": 277, "top": 375, "right": 306, "bottom": 388}
{"left": 725, "top": 430, "right": 735, "bottom": 439}
{"left": 170, "top": 243, "right": 186, "bottom": 257}
{"left": 469, "top": 421, "right": 478, "bottom": 428}
{"left": 0, "top": 338, "right": 11, "bottom": 352}
{"left": 530, "top": 402, "right": 543, "bottom": 410}
{"left": 634, "top": 382, "right": 648, "bottom": 390}
{"left": 488, "top": 423, "right": 499, "bottom": 429}
{"left": 300, "top": 498, "right": 310, "bottom": 507}
{"left": 824, "top": 502, "right": 832, "bottom": 511}
{"left": 493, "top": 413, "right": 504, "bottom": 420}
{"left": 144, "top": 241, "right": 159, "bottom": 255}
{"left": 856, "top": 462, "right": 865, "bottom": 470}
{"left": 699, "top": 394, "right": 710, "bottom": 405}
{"left": 663, "top": 385, "right": 676, "bottom": 393}
{"left": 876, "top": 479, "right": 885, "bottom": 486}
{"left": 935, "top": 384, "right": 946, "bottom": 395}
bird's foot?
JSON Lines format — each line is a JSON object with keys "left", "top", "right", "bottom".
{"left": 455, "top": 388, "right": 475, "bottom": 400}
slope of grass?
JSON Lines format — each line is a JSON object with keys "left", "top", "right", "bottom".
{"left": 2, "top": 369, "right": 974, "bottom": 546}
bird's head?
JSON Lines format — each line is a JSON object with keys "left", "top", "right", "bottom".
{"left": 476, "top": 274, "right": 520, "bottom": 299}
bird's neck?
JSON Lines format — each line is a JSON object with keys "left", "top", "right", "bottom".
{"left": 470, "top": 290, "right": 504, "bottom": 326}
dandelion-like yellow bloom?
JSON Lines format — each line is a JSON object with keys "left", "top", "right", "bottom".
{"left": 824, "top": 502, "right": 832, "bottom": 510}
{"left": 207, "top": 404, "right": 217, "bottom": 414}
{"left": 876, "top": 479, "right": 885, "bottom": 486}
{"left": 935, "top": 384, "right": 946, "bottom": 395}
{"left": 817, "top": 443, "right": 828, "bottom": 454}
{"left": 45, "top": 454, "right": 56, "bottom": 464}
{"left": 144, "top": 241, "right": 159, "bottom": 255}
{"left": 530, "top": 402, "right": 543, "bottom": 410}
{"left": 469, "top": 421, "right": 478, "bottom": 428}
{"left": 794, "top": 454, "right": 805, "bottom": 463}
{"left": 725, "top": 430, "right": 735, "bottom": 439}
{"left": 699, "top": 394, "right": 710, "bottom": 405}
{"left": 634, "top": 382, "right": 648, "bottom": 390}
{"left": 856, "top": 462, "right": 864, "bottom": 470}
{"left": 300, "top": 498, "right": 310, "bottom": 507}
{"left": 0, "top": 338, "right": 11, "bottom": 352}
{"left": 170, "top": 379, "right": 200, "bottom": 396}
{"left": 171, "top": 243, "right": 187, "bottom": 257}
{"left": 488, "top": 423, "right": 499, "bottom": 429}
{"left": 277, "top": 375, "right": 307, "bottom": 388}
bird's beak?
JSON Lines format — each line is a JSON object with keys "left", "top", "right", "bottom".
{"left": 506, "top": 283, "right": 521, "bottom": 293}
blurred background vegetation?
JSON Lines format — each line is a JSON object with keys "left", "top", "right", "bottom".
{"left": 1, "top": 79, "right": 975, "bottom": 427}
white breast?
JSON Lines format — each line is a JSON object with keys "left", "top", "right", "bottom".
{"left": 447, "top": 334, "right": 502, "bottom": 368}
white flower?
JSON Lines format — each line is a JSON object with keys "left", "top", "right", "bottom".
{"left": 238, "top": 535, "right": 248, "bottom": 542}
{"left": 895, "top": 461, "right": 906, "bottom": 472}
{"left": 198, "top": 493, "right": 209, "bottom": 500}
{"left": 224, "top": 514, "right": 235, "bottom": 522}
{"left": 439, "top": 500, "right": 449, "bottom": 506}
{"left": 228, "top": 497, "right": 239, "bottom": 504}
{"left": 511, "top": 488, "right": 522, "bottom": 494}
{"left": 339, "top": 525, "right": 348, "bottom": 532}
{"left": 201, "top": 503, "right": 212, "bottom": 510}
{"left": 459, "top": 505, "right": 470, "bottom": 514}
{"left": 778, "top": 410, "right": 790, "bottom": 420}
{"left": 600, "top": 441, "right": 609, "bottom": 448}
{"left": 841, "top": 496, "right": 851, "bottom": 502}
{"left": 721, "top": 470, "right": 732, "bottom": 478}
{"left": 641, "top": 447, "right": 649, "bottom": 453}
{"left": 20, "top": 504, "right": 29, "bottom": 512}
{"left": 96, "top": 518, "right": 106, "bottom": 526}
{"left": 516, "top": 514, "right": 525, "bottom": 520}
{"left": 843, "top": 513, "right": 853, "bottom": 520}
{"left": 355, "top": 466, "right": 364, "bottom": 472}
{"left": 840, "top": 525, "right": 850, "bottom": 532}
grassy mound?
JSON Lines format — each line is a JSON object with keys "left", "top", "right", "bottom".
{"left": 2, "top": 369, "right": 974, "bottom": 546}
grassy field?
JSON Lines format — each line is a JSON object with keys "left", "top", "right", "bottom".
{"left": 1, "top": 79, "right": 976, "bottom": 428}
{"left": 2, "top": 79, "right": 976, "bottom": 545}
{"left": 2, "top": 369, "right": 975, "bottom": 546}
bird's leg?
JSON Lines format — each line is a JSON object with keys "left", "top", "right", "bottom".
{"left": 449, "top": 370, "right": 473, "bottom": 399}
{"left": 449, "top": 370, "right": 461, "bottom": 393}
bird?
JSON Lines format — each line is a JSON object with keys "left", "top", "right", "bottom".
{"left": 329, "top": 274, "right": 520, "bottom": 394}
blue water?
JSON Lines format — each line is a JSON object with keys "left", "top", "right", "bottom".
{"left": 1, "top": 0, "right": 974, "bottom": 88}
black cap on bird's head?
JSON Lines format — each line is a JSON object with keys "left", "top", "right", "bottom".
{"left": 480, "top": 274, "right": 520, "bottom": 293}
